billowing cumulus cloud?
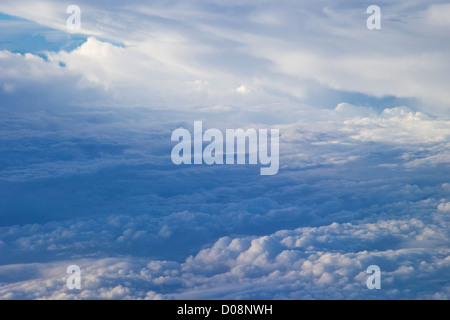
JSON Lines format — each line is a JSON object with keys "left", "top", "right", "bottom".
{"left": 0, "top": 0, "right": 449, "bottom": 300}
{"left": 0, "top": 211, "right": 448, "bottom": 299}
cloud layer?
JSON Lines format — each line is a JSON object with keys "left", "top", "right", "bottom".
{"left": 1, "top": 213, "right": 448, "bottom": 299}
{"left": 1, "top": 103, "right": 450, "bottom": 299}
{"left": 0, "top": 0, "right": 449, "bottom": 300}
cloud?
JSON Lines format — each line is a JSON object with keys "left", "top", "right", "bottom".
{"left": 0, "top": 211, "right": 448, "bottom": 299}
{"left": 1, "top": 103, "right": 449, "bottom": 298}
{"left": 0, "top": 0, "right": 449, "bottom": 300}
{"left": 437, "top": 202, "right": 450, "bottom": 213}
{"left": 424, "top": 3, "right": 450, "bottom": 27}
{"left": 1, "top": 0, "right": 450, "bottom": 114}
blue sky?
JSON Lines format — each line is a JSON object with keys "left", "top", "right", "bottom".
{"left": 0, "top": 0, "right": 449, "bottom": 299}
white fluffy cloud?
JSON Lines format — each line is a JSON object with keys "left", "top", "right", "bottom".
{"left": 0, "top": 209, "right": 448, "bottom": 299}
{"left": 1, "top": 0, "right": 449, "bottom": 300}
{"left": 1, "top": 0, "right": 450, "bottom": 114}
